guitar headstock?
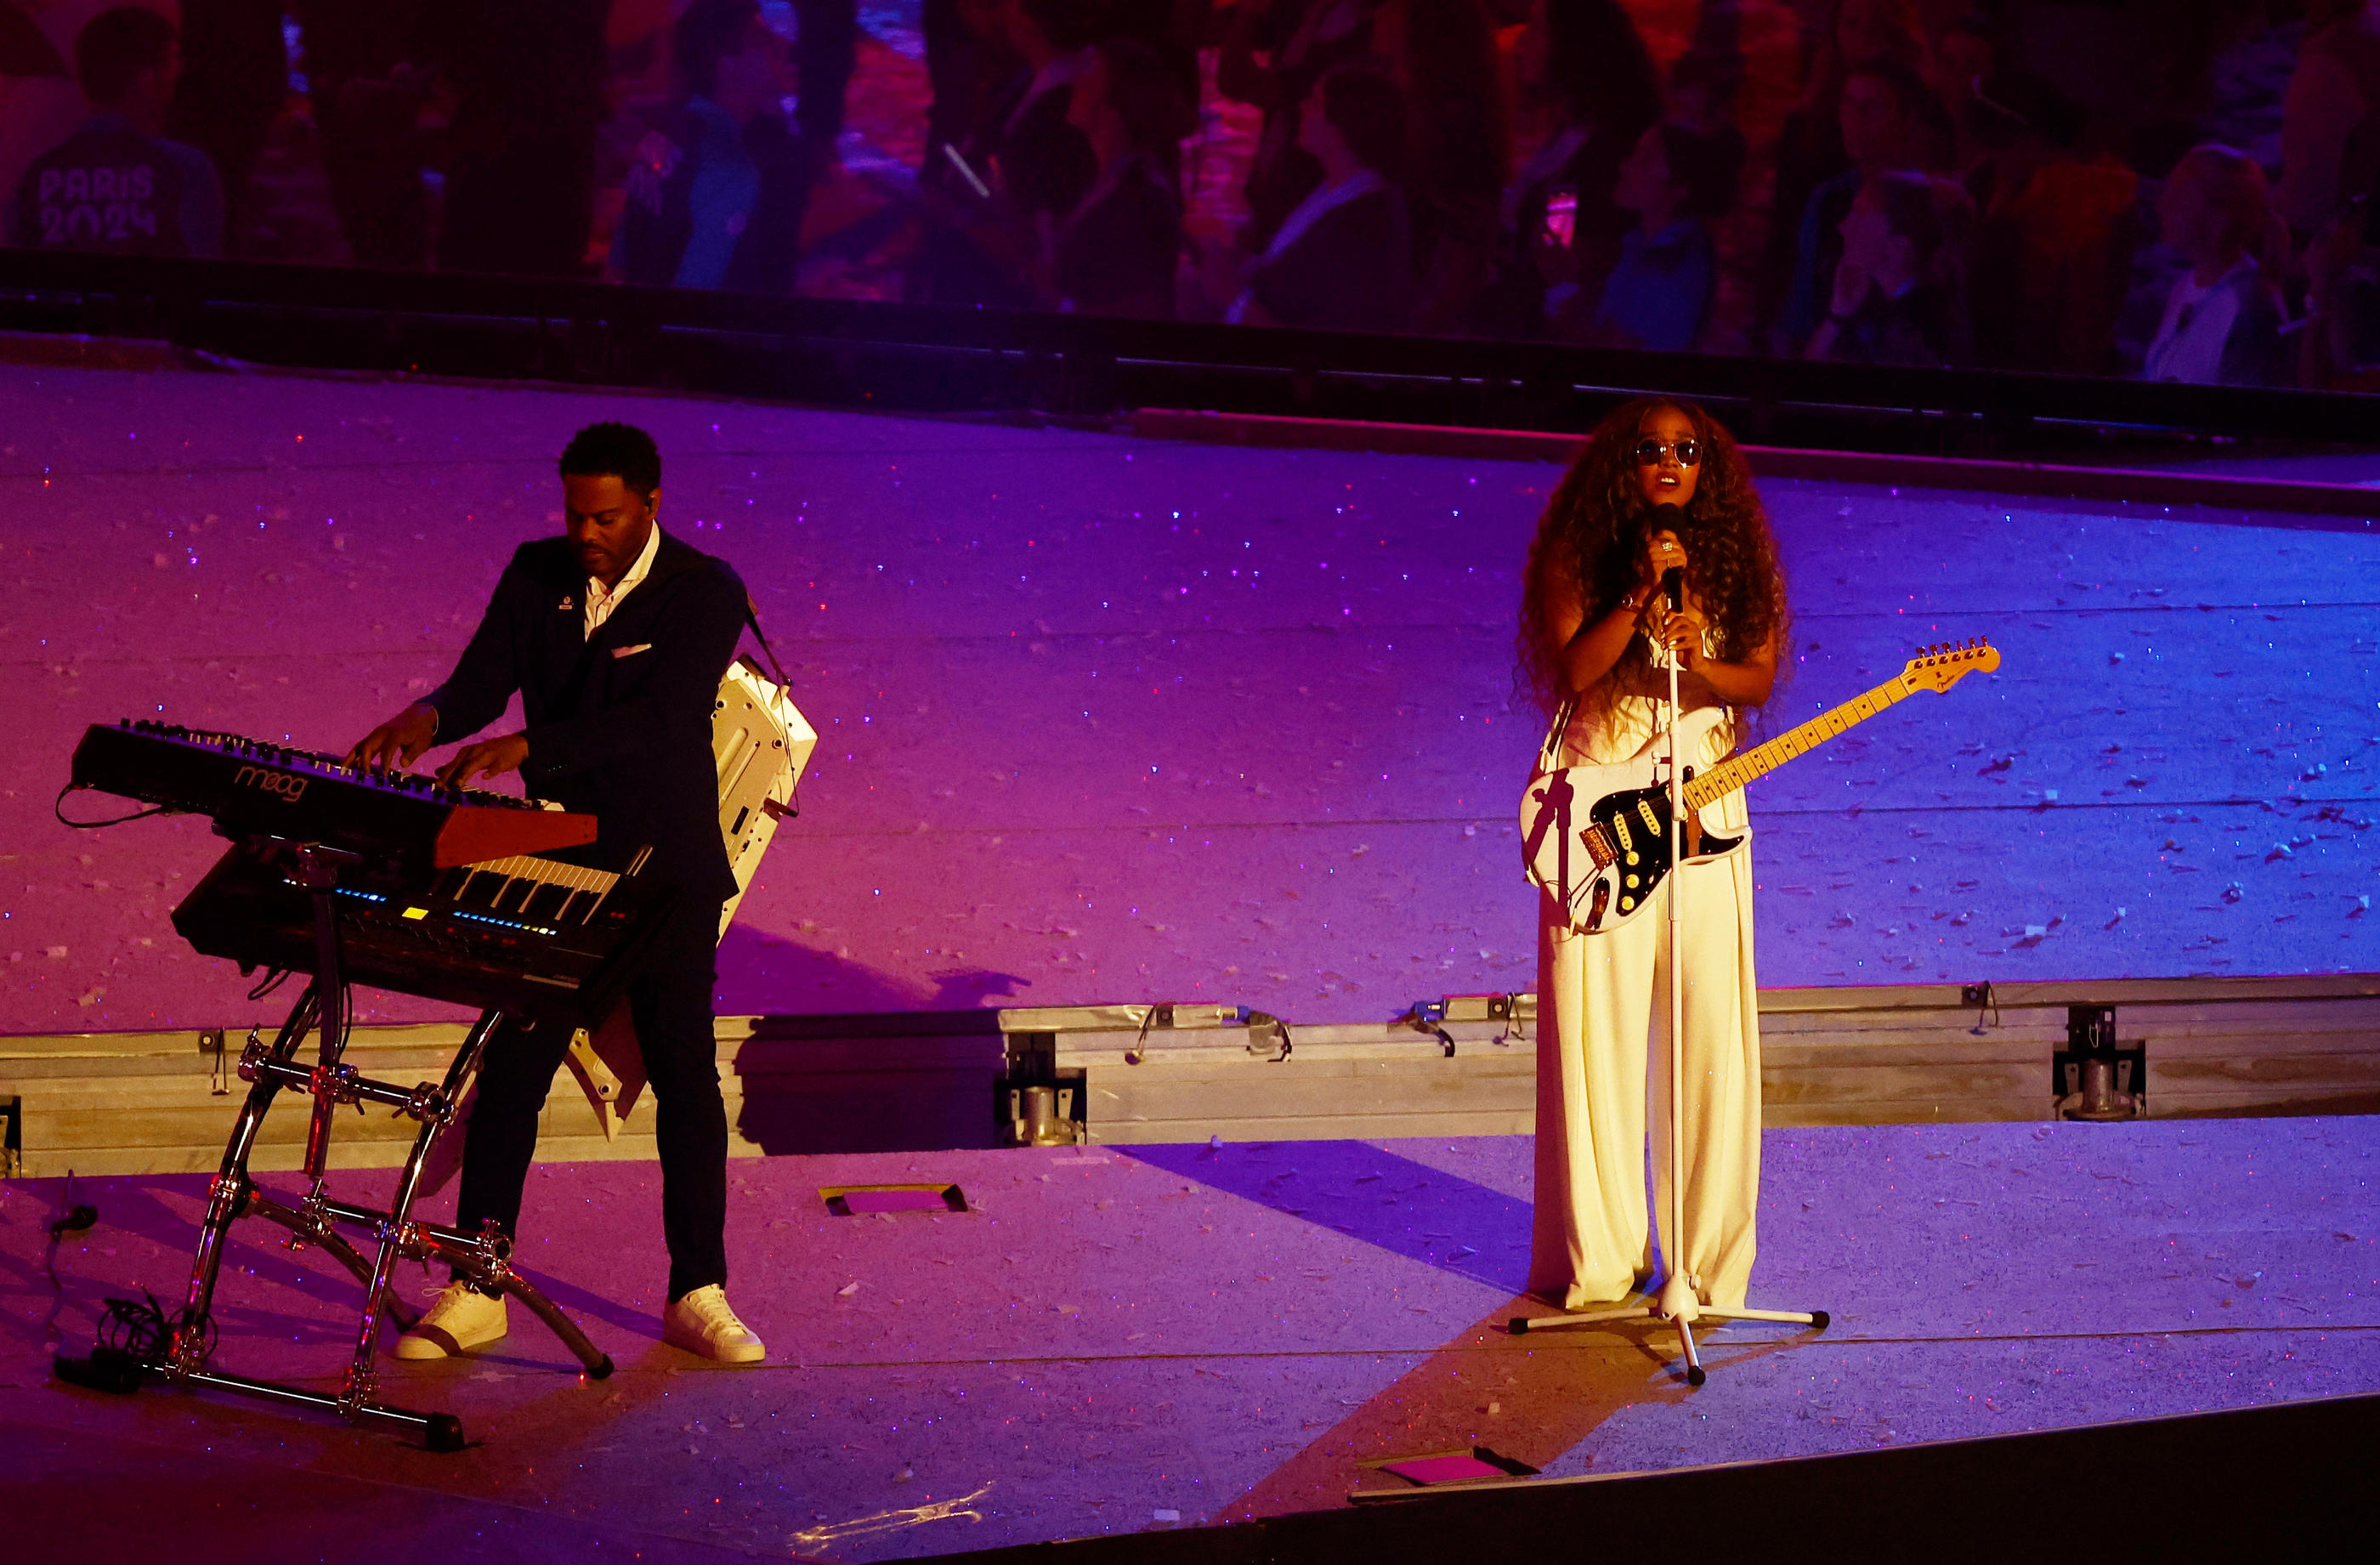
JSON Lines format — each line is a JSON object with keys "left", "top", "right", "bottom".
{"left": 1900, "top": 638, "right": 2000, "bottom": 693}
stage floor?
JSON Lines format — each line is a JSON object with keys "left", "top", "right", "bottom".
{"left": 4, "top": 359, "right": 2377, "bottom": 1040}
{"left": 5, "top": 1116, "right": 2377, "bottom": 1560}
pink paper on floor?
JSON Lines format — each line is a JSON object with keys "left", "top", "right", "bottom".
{"left": 1381, "top": 1454, "right": 1510, "bottom": 1485}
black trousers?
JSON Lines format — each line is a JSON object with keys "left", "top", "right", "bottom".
{"left": 455, "top": 897, "right": 728, "bottom": 1301}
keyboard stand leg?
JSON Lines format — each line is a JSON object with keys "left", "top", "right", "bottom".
{"left": 377, "top": 1011, "right": 615, "bottom": 1381}
{"left": 339, "top": 1007, "right": 504, "bottom": 1411}
{"left": 242, "top": 1192, "right": 422, "bottom": 1335}
{"left": 110, "top": 995, "right": 596, "bottom": 1450}
{"left": 166, "top": 984, "right": 319, "bottom": 1378}
{"left": 490, "top": 1269, "right": 616, "bottom": 1379}
{"left": 121, "top": 989, "right": 475, "bottom": 1451}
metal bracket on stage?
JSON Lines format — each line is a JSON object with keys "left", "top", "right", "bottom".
{"left": 57, "top": 849, "right": 615, "bottom": 1450}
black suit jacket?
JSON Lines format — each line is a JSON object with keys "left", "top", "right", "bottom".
{"left": 428, "top": 531, "right": 745, "bottom": 903}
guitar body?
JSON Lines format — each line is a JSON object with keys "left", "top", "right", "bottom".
{"left": 1518, "top": 640, "right": 2002, "bottom": 935}
{"left": 1522, "top": 706, "right": 1748, "bottom": 935}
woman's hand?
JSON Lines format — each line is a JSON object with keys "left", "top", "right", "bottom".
{"left": 1640, "top": 598, "right": 1709, "bottom": 667}
{"left": 1636, "top": 529, "right": 1691, "bottom": 594}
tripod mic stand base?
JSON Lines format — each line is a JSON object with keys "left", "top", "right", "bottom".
{"left": 1510, "top": 1294, "right": 1829, "bottom": 1388}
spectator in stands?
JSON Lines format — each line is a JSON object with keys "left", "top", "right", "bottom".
{"left": 1774, "top": 54, "right": 1939, "bottom": 353}
{"left": 2280, "top": 0, "right": 2380, "bottom": 240}
{"left": 1217, "top": 0, "right": 1386, "bottom": 251}
{"left": 1924, "top": 11, "right": 1999, "bottom": 177}
{"left": 1373, "top": 0, "right": 1510, "bottom": 334}
{"left": 163, "top": 0, "right": 284, "bottom": 257}
{"left": 907, "top": 0, "right": 1097, "bottom": 308}
{"left": 1227, "top": 63, "right": 1414, "bottom": 332}
{"left": 9, "top": 6, "right": 223, "bottom": 258}
{"left": 1586, "top": 122, "right": 1737, "bottom": 352}
{"left": 1667, "top": 48, "right": 1747, "bottom": 200}
{"left": 1053, "top": 36, "right": 1187, "bottom": 316}
{"left": 426, "top": 0, "right": 610, "bottom": 278}
{"left": 1964, "top": 72, "right": 2139, "bottom": 375}
{"left": 922, "top": 0, "right": 1020, "bottom": 196}
{"left": 1476, "top": 0, "right": 1662, "bottom": 339}
{"left": 1806, "top": 168, "right": 1971, "bottom": 366}
{"left": 795, "top": 0, "right": 858, "bottom": 160}
{"left": 2141, "top": 144, "right": 2288, "bottom": 386}
{"left": 293, "top": 1, "right": 432, "bottom": 269}
{"left": 612, "top": 0, "right": 809, "bottom": 296}
{"left": 918, "top": 0, "right": 1021, "bottom": 206}
{"left": 1760, "top": 0, "right": 1933, "bottom": 338}
{"left": 2299, "top": 185, "right": 2380, "bottom": 388}
{"left": 994, "top": 0, "right": 1100, "bottom": 237}
{"left": 0, "top": 3, "right": 86, "bottom": 220}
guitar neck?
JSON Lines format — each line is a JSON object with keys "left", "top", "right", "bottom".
{"left": 1684, "top": 674, "right": 1915, "bottom": 810}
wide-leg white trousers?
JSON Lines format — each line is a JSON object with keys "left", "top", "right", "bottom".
{"left": 1526, "top": 796, "right": 1763, "bottom": 1313}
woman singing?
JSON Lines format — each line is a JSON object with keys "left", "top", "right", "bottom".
{"left": 1517, "top": 397, "right": 1789, "bottom": 1313}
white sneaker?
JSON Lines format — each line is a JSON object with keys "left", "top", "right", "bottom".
{"left": 661, "top": 1284, "right": 765, "bottom": 1364}
{"left": 394, "top": 1283, "right": 509, "bottom": 1359}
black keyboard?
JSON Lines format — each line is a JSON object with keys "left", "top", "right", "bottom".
{"left": 174, "top": 845, "right": 674, "bottom": 1025}
{"left": 69, "top": 720, "right": 596, "bottom": 873}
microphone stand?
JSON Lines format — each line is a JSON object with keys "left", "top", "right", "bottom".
{"left": 1514, "top": 567, "right": 1828, "bottom": 1384}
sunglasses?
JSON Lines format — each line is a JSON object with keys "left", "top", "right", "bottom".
{"left": 1633, "top": 437, "right": 1702, "bottom": 468}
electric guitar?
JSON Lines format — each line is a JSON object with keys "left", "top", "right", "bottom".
{"left": 1522, "top": 640, "right": 2000, "bottom": 933}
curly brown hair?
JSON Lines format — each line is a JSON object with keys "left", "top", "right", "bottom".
{"left": 1516, "top": 396, "right": 1790, "bottom": 717}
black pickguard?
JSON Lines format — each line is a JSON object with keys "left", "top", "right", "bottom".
{"left": 1584, "top": 774, "right": 1744, "bottom": 928}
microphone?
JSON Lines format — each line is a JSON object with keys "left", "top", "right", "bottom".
{"left": 1652, "top": 499, "right": 1686, "bottom": 610}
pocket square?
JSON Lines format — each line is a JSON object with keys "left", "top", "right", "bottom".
{"left": 611, "top": 643, "right": 653, "bottom": 659}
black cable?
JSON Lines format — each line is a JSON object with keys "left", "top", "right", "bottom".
{"left": 246, "top": 967, "right": 292, "bottom": 1001}
{"left": 742, "top": 599, "right": 795, "bottom": 688}
{"left": 54, "top": 783, "right": 168, "bottom": 829}
{"left": 97, "top": 1291, "right": 176, "bottom": 1364}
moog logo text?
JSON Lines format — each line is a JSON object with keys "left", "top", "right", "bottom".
{"left": 234, "top": 765, "right": 309, "bottom": 802}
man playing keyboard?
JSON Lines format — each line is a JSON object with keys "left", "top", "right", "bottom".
{"left": 348, "top": 422, "right": 763, "bottom": 1364}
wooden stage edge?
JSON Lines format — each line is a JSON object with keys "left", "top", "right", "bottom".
{"left": 4, "top": 974, "right": 2375, "bottom": 1178}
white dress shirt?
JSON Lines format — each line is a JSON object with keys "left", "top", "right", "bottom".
{"left": 585, "top": 522, "right": 661, "bottom": 638}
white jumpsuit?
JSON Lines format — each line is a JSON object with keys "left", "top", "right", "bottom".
{"left": 1526, "top": 689, "right": 1764, "bottom": 1313}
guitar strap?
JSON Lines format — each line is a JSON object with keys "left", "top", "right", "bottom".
{"left": 1533, "top": 695, "right": 1580, "bottom": 775}
{"left": 743, "top": 593, "right": 793, "bottom": 688}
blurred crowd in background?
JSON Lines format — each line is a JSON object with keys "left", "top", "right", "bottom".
{"left": 8, "top": 0, "right": 2380, "bottom": 390}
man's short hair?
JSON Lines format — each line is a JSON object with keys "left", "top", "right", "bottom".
{"left": 76, "top": 5, "right": 177, "bottom": 105}
{"left": 559, "top": 422, "right": 663, "bottom": 497}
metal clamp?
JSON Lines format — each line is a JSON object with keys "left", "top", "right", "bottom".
{"left": 399, "top": 1082, "right": 450, "bottom": 1125}
{"left": 235, "top": 1030, "right": 275, "bottom": 1083}
{"left": 308, "top": 1060, "right": 361, "bottom": 1106}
